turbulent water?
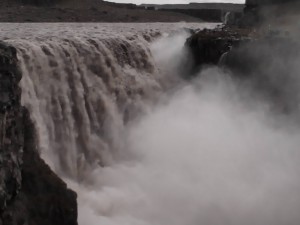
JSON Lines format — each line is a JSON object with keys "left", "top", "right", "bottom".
{"left": 0, "top": 23, "right": 213, "bottom": 176}
{"left": 2, "top": 23, "right": 300, "bottom": 225}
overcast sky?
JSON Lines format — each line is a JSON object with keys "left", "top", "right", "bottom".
{"left": 109, "top": 0, "right": 245, "bottom": 5}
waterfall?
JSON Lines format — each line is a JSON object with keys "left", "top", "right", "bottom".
{"left": 3, "top": 23, "right": 212, "bottom": 180}
{"left": 15, "top": 29, "right": 162, "bottom": 179}
{"left": 0, "top": 24, "right": 209, "bottom": 177}
{"left": 4, "top": 23, "right": 300, "bottom": 225}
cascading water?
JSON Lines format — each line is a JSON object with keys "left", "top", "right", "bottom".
{"left": 17, "top": 28, "right": 161, "bottom": 179}
{"left": 0, "top": 23, "right": 197, "bottom": 176}
{"left": 4, "top": 23, "right": 213, "bottom": 179}
{"left": 2, "top": 22, "right": 300, "bottom": 225}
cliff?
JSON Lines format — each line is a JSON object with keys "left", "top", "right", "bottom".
{"left": 0, "top": 41, "right": 77, "bottom": 225}
{"left": 241, "top": 0, "right": 300, "bottom": 27}
{"left": 186, "top": 25, "right": 299, "bottom": 113}
{"left": 185, "top": 27, "right": 253, "bottom": 74}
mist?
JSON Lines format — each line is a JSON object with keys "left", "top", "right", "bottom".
{"left": 72, "top": 69, "right": 300, "bottom": 225}
{"left": 67, "top": 28, "right": 300, "bottom": 225}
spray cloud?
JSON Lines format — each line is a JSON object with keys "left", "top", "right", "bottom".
{"left": 71, "top": 26, "right": 300, "bottom": 225}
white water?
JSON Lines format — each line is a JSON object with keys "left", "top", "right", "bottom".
{"left": 1, "top": 23, "right": 213, "bottom": 177}
{"left": 2, "top": 23, "right": 300, "bottom": 225}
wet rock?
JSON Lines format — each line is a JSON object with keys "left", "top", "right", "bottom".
{"left": 186, "top": 26, "right": 300, "bottom": 113}
{"left": 240, "top": 0, "right": 300, "bottom": 27}
{"left": 0, "top": 41, "right": 23, "bottom": 211}
{"left": 222, "top": 33, "right": 300, "bottom": 113}
{"left": 185, "top": 27, "right": 252, "bottom": 76}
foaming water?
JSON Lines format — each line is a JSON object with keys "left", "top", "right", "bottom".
{"left": 3, "top": 22, "right": 300, "bottom": 225}
{"left": 0, "top": 23, "right": 215, "bottom": 178}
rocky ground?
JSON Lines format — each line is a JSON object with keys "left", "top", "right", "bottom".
{"left": 0, "top": 0, "right": 201, "bottom": 22}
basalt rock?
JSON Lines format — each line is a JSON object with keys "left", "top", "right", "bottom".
{"left": 0, "top": 41, "right": 77, "bottom": 225}
{"left": 0, "top": 41, "right": 23, "bottom": 212}
{"left": 222, "top": 33, "right": 300, "bottom": 113}
{"left": 186, "top": 26, "right": 299, "bottom": 113}
{"left": 185, "top": 27, "right": 252, "bottom": 75}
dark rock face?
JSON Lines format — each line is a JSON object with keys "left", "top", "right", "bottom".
{"left": 186, "top": 27, "right": 300, "bottom": 113}
{"left": 0, "top": 41, "right": 77, "bottom": 225}
{"left": 222, "top": 34, "right": 300, "bottom": 113}
{"left": 0, "top": 42, "right": 23, "bottom": 212}
{"left": 185, "top": 27, "right": 251, "bottom": 75}
{"left": 241, "top": 0, "right": 300, "bottom": 27}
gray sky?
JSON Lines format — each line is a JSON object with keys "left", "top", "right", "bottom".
{"left": 109, "top": 0, "right": 245, "bottom": 5}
